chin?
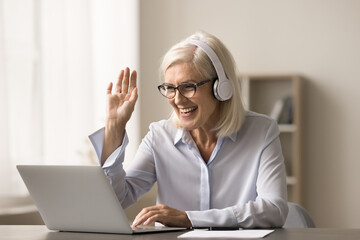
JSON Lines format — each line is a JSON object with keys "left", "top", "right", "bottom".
{"left": 179, "top": 121, "right": 198, "bottom": 131}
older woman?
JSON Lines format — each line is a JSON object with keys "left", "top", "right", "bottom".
{"left": 89, "top": 31, "right": 288, "bottom": 228}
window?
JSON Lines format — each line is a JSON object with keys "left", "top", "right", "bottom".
{"left": 0, "top": 0, "right": 139, "bottom": 196}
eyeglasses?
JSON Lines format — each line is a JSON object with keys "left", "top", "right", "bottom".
{"left": 157, "top": 79, "right": 214, "bottom": 99}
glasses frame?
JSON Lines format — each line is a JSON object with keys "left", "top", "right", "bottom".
{"left": 157, "top": 79, "right": 215, "bottom": 99}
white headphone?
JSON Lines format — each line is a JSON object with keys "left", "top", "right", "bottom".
{"left": 187, "top": 39, "right": 233, "bottom": 101}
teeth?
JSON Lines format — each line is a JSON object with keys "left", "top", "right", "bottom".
{"left": 180, "top": 107, "right": 196, "bottom": 113}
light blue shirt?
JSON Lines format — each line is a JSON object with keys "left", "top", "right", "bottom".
{"left": 89, "top": 111, "right": 288, "bottom": 228}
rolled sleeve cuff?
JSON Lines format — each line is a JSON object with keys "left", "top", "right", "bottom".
{"left": 88, "top": 127, "right": 129, "bottom": 168}
{"left": 186, "top": 207, "right": 238, "bottom": 228}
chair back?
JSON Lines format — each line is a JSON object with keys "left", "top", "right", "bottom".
{"left": 283, "top": 202, "right": 315, "bottom": 228}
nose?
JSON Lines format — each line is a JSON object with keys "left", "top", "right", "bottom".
{"left": 173, "top": 89, "right": 187, "bottom": 105}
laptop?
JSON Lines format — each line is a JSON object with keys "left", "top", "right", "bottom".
{"left": 17, "top": 165, "right": 186, "bottom": 234}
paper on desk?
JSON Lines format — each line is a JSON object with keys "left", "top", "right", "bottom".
{"left": 177, "top": 229, "right": 274, "bottom": 238}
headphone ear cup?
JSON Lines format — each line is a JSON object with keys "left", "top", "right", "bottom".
{"left": 213, "top": 79, "right": 220, "bottom": 100}
{"left": 217, "top": 79, "right": 233, "bottom": 101}
{"left": 213, "top": 78, "right": 233, "bottom": 101}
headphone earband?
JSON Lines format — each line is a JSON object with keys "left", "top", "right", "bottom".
{"left": 187, "top": 40, "right": 233, "bottom": 101}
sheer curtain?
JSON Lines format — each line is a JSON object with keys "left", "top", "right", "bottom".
{"left": 0, "top": 0, "right": 139, "bottom": 197}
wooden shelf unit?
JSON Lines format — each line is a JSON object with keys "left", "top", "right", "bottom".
{"left": 240, "top": 74, "right": 303, "bottom": 204}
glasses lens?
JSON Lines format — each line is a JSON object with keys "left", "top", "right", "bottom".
{"left": 158, "top": 85, "right": 175, "bottom": 98}
{"left": 178, "top": 83, "right": 196, "bottom": 98}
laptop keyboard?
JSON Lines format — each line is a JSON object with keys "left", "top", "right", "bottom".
{"left": 132, "top": 225, "right": 161, "bottom": 232}
{"left": 132, "top": 225, "right": 185, "bottom": 233}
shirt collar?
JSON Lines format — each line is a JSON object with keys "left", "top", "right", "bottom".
{"left": 174, "top": 128, "right": 193, "bottom": 146}
{"left": 174, "top": 128, "right": 238, "bottom": 145}
{"left": 228, "top": 131, "right": 237, "bottom": 142}
{"left": 174, "top": 128, "right": 183, "bottom": 145}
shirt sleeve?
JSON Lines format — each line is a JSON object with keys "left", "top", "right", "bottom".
{"left": 88, "top": 127, "right": 156, "bottom": 209}
{"left": 186, "top": 121, "right": 289, "bottom": 228}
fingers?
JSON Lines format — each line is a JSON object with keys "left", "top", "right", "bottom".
{"left": 115, "top": 68, "right": 137, "bottom": 94}
{"left": 115, "top": 70, "right": 124, "bottom": 93}
{"left": 129, "top": 70, "right": 137, "bottom": 93}
{"left": 107, "top": 82, "right": 113, "bottom": 95}
{"left": 132, "top": 205, "right": 163, "bottom": 227}
{"left": 132, "top": 204, "right": 191, "bottom": 228}
{"left": 129, "top": 88, "right": 138, "bottom": 103}
{"left": 143, "top": 214, "right": 162, "bottom": 226}
{"left": 122, "top": 67, "right": 130, "bottom": 93}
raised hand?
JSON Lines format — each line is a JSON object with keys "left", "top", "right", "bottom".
{"left": 101, "top": 67, "right": 138, "bottom": 164}
{"left": 106, "top": 67, "right": 138, "bottom": 124}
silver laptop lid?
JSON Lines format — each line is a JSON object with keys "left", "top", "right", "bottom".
{"left": 17, "top": 165, "right": 133, "bottom": 234}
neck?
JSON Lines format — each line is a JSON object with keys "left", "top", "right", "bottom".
{"left": 190, "top": 127, "right": 218, "bottom": 147}
{"left": 190, "top": 128, "right": 217, "bottom": 164}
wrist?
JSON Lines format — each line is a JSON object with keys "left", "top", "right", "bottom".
{"left": 104, "top": 120, "right": 126, "bottom": 151}
{"left": 105, "top": 118, "right": 126, "bottom": 132}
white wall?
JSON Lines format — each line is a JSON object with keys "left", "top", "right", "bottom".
{"left": 138, "top": 0, "right": 360, "bottom": 228}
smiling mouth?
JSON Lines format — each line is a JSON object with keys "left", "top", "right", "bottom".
{"left": 180, "top": 107, "right": 197, "bottom": 114}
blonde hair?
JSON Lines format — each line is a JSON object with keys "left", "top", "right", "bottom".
{"left": 161, "top": 31, "right": 245, "bottom": 137}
